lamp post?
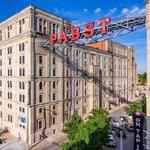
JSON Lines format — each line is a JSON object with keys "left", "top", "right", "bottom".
{"left": 120, "top": 128, "right": 123, "bottom": 150}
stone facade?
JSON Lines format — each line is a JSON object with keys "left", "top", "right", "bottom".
{"left": 0, "top": 5, "right": 137, "bottom": 145}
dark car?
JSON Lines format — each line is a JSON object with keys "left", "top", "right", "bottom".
{"left": 106, "top": 134, "right": 116, "bottom": 147}
{"left": 116, "top": 128, "right": 126, "bottom": 138}
{"left": 125, "top": 124, "right": 134, "bottom": 132}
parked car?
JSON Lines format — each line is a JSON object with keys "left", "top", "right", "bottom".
{"left": 107, "top": 127, "right": 115, "bottom": 135}
{"left": 125, "top": 124, "right": 134, "bottom": 132}
{"left": 112, "top": 119, "right": 120, "bottom": 128}
{"left": 116, "top": 128, "right": 126, "bottom": 138}
{"left": 106, "top": 134, "right": 116, "bottom": 147}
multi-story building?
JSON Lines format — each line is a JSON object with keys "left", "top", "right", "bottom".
{"left": 88, "top": 40, "right": 137, "bottom": 102}
{"left": 0, "top": 5, "right": 137, "bottom": 145}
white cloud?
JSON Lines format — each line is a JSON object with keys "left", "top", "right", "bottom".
{"left": 110, "top": 8, "right": 117, "bottom": 13}
{"left": 121, "top": 8, "right": 129, "bottom": 14}
{"left": 121, "top": 6, "right": 145, "bottom": 17}
{"left": 83, "top": 8, "right": 88, "bottom": 13}
{"left": 106, "top": 8, "right": 117, "bottom": 16}
{"left": 94, "top": 8, "right": 101, "bottom": 14}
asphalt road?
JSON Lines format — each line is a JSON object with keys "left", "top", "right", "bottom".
{"left": 103, "top": 128, "right": 134, "bottom": 150}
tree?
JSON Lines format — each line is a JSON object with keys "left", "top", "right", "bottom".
{"left": 62, "top": 115, "right": 83, "bottom": 141}
{"left": 124, "top": 102, "right": 143, "bottom": 116}
{"left": 62, "top": 108, "right": 110, "bottom": 150}
{"left": 138, "top": 72, "right": 147, "bottom": 85}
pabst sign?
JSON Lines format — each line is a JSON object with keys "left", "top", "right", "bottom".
{"left": 133, "top": 111, "right": 145, "bottom": 150}
{"left": 49, "top": 17, "right": 111, "bottom": 46}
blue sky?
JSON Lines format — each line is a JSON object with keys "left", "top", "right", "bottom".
{"left": 0, "top": 0, "right": 146, "bottom": 73}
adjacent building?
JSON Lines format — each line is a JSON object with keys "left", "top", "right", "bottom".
{"left": 0, "top": 5, "right": 137, "bottom": 145}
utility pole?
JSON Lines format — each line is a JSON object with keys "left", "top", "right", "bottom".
{"left": 120, "top": 128, "right": 123, "bottom": 150}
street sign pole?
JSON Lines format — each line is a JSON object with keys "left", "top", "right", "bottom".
{"left": 120, "top": 129, "right": 123, "bottom": 150}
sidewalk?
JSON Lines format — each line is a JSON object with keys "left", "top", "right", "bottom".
{"left": 109, "top": 95, "right": 143, "bottom": 114}
{"left": 31, "top": 132, "right": 67, "bottom": 150}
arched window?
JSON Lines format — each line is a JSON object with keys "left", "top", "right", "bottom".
{"left": 39, "top": 82, "right": 43, "bottom": 90}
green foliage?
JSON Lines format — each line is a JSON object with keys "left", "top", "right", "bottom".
{"left": 142, "top": 94, "right": 146, "bottom": 114}
{"left": 62, "top": 115, "right": 83, "bottom": 140}
{"left": 62, "top": 108, "right": 110, "bottom": 150}
{"left": 138, "top": 72, "right": 147, "bottom": 85}
{"left": 124, "top": 102, "right": 143, "bottom": 116}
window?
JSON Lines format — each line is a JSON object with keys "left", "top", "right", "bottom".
{"left": 19, "top": 107, "right": 25, "bottom": 113}
{"left": 8, "top": 114, "right": 12, "bottom": 122}
{"left": 43, "top": 20, "right": 47, "bottom": 34}
{"left": 52, "top": 116, "right": 56, "bottom": 125}
{"left": 39, "top": 95, "right": 43, "bottom": 103}
{"left": 22, "top": 43, "right": 25, "bottom": 51}
{"left": 8, "top": 58, "right": 11, "bottom": 65}
{"left": 19, "top": 43, "right": 25, "bottom": 51}
{"left": 76, "top": 80, "right": 78, "bottom": 87}
{"left": 22, "top": 19, "right": 25, "bottom": 24}
{"left": 53, "top": 68, "right": 56, "bottom": 76}
{"left": 0, "top": 80, "right": 2, "bottom": 87}
{"left": 39, "top": 19, "right": 42, "bottom": 33}
{"left": 0, "top": 60, "right": 2, "bottom": 66}
{"left": 52, "top": 81, "right": 56, "bottom": 89}
{"left": 19, "top": 56, "right": 25, "bottom": 64}
{"left": 19, "top": 68, "right": 25, "bottom": 76}
{"left": 39, "top": 68, "right": 43, "bottom": 76}
{"left": 8, "top": 69, "right": 12, "bottom": 76}
{"left": 66, "top": 81, "right": 69, "bottom": 87}
{"left": 0, "top": 70, "right": 2, "bottom": 76}
{"left": 8, "top": 81, "right": 12, "bottom": 88}
{"left": 39, "top": 108, "right": 42, "bottom": 113}
{"left": 52, "top": 24, "right": 56, "bottom": 33}
{"left": 0, "top": 91, "right": 2, "bottom": 97}
{"left": 85, "top": 89, "right": 87, "bottom": 95}
{"left": 19, "top": 94, "right": 25, "bottom": 103}
{"left": 8, "top": 92, "right": 12, "bottom": 99}
{"left": 8, "top": 47, "right": 12, "bottom": 54}
{"left": 0, "top": 30, "right": 2, "bottom": 41}
{"left": 19, "top": 20, "right": 22, "bottom": 34}
{"left": 0, "top": 101, "right": 2, "bottom": 105}
{"left": 39, "top": 82, "right": 43, "bottom": 90}
{"left": 76, "top": 100, "right": 78, "bottom": 105}
{"left": 39, "top": 56, "right": 43, "bottom": 64}
{"left": 0, "top": 111, "right": 2, "bottom": 118}
{"left": 8, "top": 103, "right": 12, "bottom": 109}
{"left": 19, "top": 82, "right": 25, "bottom": 89}
{"left": 76, "top": 90, "right": 78, "bottom": 96}
{"left": 19, "top": 44, "right": 21, "bottom": 51}
{"left": 7, "top": 26, "right": 10, "bottom": 38}
{"left": 38, "top": 120, "right": 42, "bottom": 129}
{"left": 52, "top": 93, "right": 56, "bottom": 101}
{"left": 52, "top": 57, "right": 56, "bottom": 65}
{"left": 0, "top": 49, "right": 2, "bottom": 55}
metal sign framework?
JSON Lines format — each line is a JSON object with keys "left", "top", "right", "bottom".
{"left": 39, "top": 15, "right": 146, "bottom": 47}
